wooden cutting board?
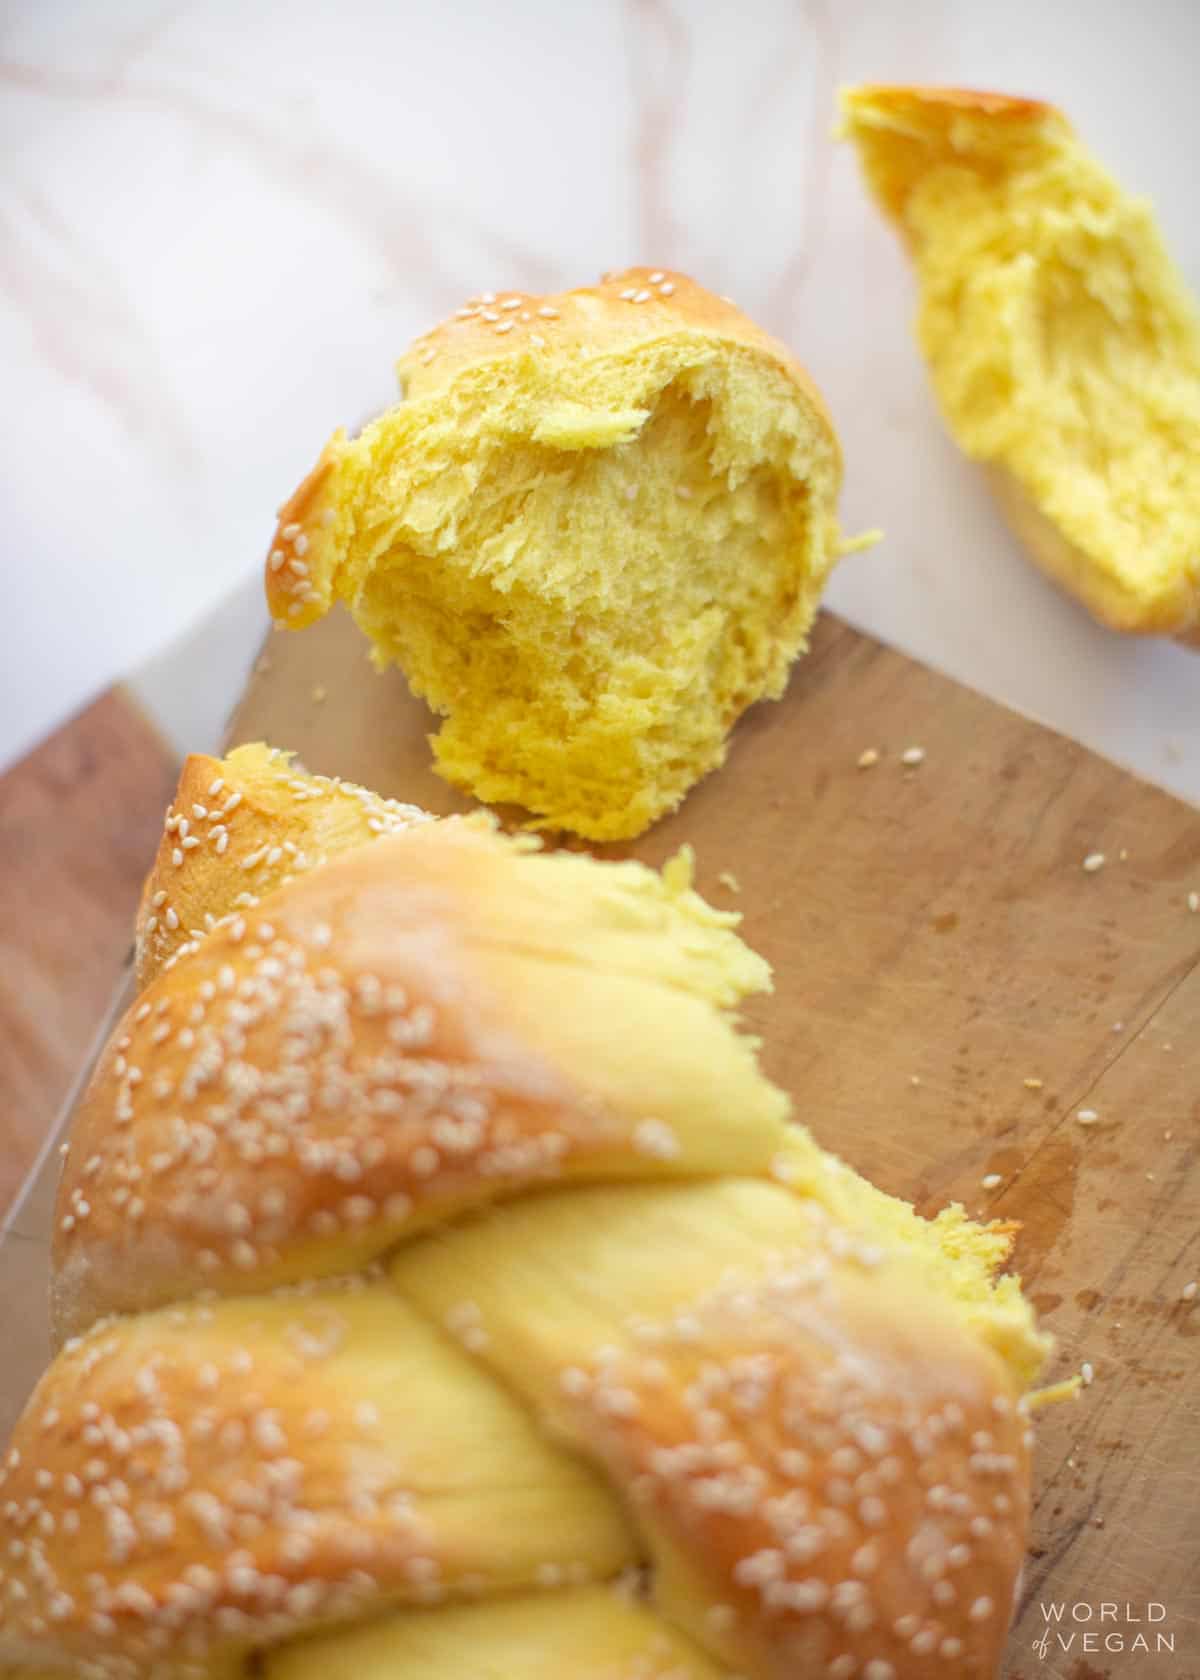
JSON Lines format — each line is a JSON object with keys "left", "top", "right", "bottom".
{"left": 5, "top": 606, "right": 1198, "bottom": 1677}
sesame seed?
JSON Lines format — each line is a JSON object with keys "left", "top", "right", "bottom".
{"left": 658, "top": 280, "right": 675, "bottom": 295}
{"left": 495, "top": 319, "right": 515, "bottom": 334}
{"left": 633, "top": 1118, "right": 680, "bottom": 1160}
{"left": 1023, "top": 1076, "right": 1043, "bottom": 1090}
{"left": 1081, "top": 1362, "right": 1094, "bottom": 1385}
{"left": 1082, "top": 852, "right": 1106, "bottom": 873}
{"left": 269, "top": 550, "right": 285, "bottom": 570}
{"left": 1189, "top": 891, "right": 1199, "bottom": 912}
{"left": 1181, "top": 1281, "right": 1197, "bottom": 1302}
{"left": 900, "top": 746, "right": 925, "bottom": 766}
{"left": 281, "top": 522, "right": 301, "bottom": 540}
{"left": 857, "top": 747, "right": 879, "bottom": 769}
{"left": 172, "top": 847, "right": 183, "bottom": 868}
{"left": 632, "top": 288, "right": 653, "bottom": 303}
{"left": 981, "top": 1173, "right": 1003, "bottom": 1190}
{"left": 1076, "top": 1108, "right": 1099, "bottom": 1126}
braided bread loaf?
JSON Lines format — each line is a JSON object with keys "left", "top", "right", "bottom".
{"left": 0, "top": 748, "right": 1049, "bottom": 1680}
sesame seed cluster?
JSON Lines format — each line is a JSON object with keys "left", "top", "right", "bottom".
{"left": 135, "top": 746, "right": 431, "bottom": 988}
{"left": 3, "top": 759, "right": 1036, "bottom": 1678}
{"left": 401, "top": 268, "right": 687, "bottom": 377}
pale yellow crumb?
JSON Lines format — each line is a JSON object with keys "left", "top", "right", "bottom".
{"left": 857, "top": 747, "right": 880, "bottom": 769}
{"left": 1023, "top": 1077, "right": 1043, "bottom": 1091}
{"left": 839, "top": 526, "right": 885, "bottom": 555}
{"left": 717, "top": 871, "right": 740, "bottom": 893}
{"left": 1025, "top": 1375, "right": 1083, "bottom": 1411}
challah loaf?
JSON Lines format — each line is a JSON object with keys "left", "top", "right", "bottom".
{"left": 839, "top": 84, "right": 1200, "bottom": 641}
{"left": 264, "top": 268, "right": 855, "bottom": 840}
{"left": 1, "top": 750, "right": 1049, "bottom": 1679}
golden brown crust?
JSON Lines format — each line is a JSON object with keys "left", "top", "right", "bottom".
{"left": 838, "top": 85, "right": 1068, "bottom": 231}
{"left": 586, "top": 1261, "right": 1029, "bottom": 1678}
{"left": 397, "top": 267, "right": 837, "bottom": 438}
{"left": 134, "top": 746, "right": 432, "bottom": 988}
{"left": 264, "top": 442, "right": 345, "bottom": 627}
{"left": 57, "top": 821, "right": 787, "bottom": 1343}
{"left": 0, "top": 1282, "right": 632, "bottom": 1675}
{"left": 262, "top": 266, "right": 843, "bottom": 632}
{"left": 844, "top": 83, "right": 1058, "bottom": 124}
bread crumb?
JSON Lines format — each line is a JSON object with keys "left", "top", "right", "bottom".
{"left": 909, "top": 1075, "right": 921, "bottom": 1087}
{"left": 312, "top": 686, "right": 327, "bottom": 703}
{"left": 717, "top": 871, "right": 740, "bottom": 893}
{"left": 900, "top": 746, "right": 925, "bottom": 767}
{"left": 981, "top": 1173, "right": 1003, "bottom": 1190}
{"left": 857, "top": 747, "right": 880, "bottom": 769}
{"left": 1023, "top": 1077, "right": 1043, "bottom": 1090}
{"left": 1181, "top": 1281, "right": 1198, "bottom": 1302}
{"left": 1082, "top": 852, "right": 1106, "bottom": 873}
{"left": 1075, "top": 1108, "right": 1099, "bottom": 1126}
{"left": 1118, "top": 848, "right": 1128, "bottom": 861}
{"left": 1188, "top": 891, "right": 1199, "bottom": 913}
{"left": 1080, "top": 1362, "right": 1094, "bottom": 1386}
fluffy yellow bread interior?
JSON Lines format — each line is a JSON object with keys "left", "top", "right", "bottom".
{"left": 267, "top": 1588, "right": 724, "bottom": 1680}
{"left": 840, "top": 85, "right": 1200, "bottom": 637}
{"left": 265, "top": 269, "right": 850, "bottom": 840}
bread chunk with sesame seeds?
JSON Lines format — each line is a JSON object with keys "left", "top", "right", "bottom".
{"left": 264, "top": 269, "right": 853, "bottom": 840}
{"left": 134, "top": 742, "right": 434, "bottom": 988}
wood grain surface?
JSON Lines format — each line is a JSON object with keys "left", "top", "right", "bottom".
{"left": 2, "top": 608, "right": 1197, "bottom": 1677}
{"left": 0, "top": 690, "right": 177, "bottom": 1215}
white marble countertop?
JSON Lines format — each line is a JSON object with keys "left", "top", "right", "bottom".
{"left": 3, "top": 0, "right": 1199, "bottom": 801}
